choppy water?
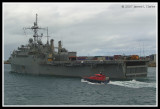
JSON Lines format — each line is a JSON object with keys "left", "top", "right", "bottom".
{"left": 3, "top": 64, "right": 157, "bottom": 106}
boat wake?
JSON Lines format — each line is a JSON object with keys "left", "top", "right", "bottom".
{"left": 108, "top": 79, "right": 156, "bottom": 88}
{"left": 81, "top": 79, "right": 105, "bottom": 85}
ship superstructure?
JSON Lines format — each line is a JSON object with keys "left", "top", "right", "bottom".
{"left": 10, "top": 14, "right": 148, "bottom": 79}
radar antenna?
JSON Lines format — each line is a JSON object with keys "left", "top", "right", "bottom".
{"left": 24, "top": 14, "right": 45, "bottom": 43}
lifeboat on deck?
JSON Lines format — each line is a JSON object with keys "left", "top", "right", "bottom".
{"left": 83, "top": 73, "right": 110, "bottom": 84}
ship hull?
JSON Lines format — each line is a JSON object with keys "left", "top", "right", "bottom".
{"left": 10, "top": 56, "right": 148, "bottom": 79}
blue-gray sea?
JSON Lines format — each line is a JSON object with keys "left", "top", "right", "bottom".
{"left": 3, "top": 64, "right": 157, "bottom": 106}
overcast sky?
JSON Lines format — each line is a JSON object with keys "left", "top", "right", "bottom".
{"left": 3, "top": 3, "right": 157, "bottom": 60}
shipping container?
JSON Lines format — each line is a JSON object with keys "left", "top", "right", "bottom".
{"left": 105, "top": 56, "right": 109, "bottom": 60}
{"left": 114, "top": 55, "right": 122, "bottom": 60}
{"left": 109, "top": 56, "right": 113, "bottom": 60}
{"left": 97, "top": 56, "right": 105, "bottom": 60}
{"left": 77, "top": 56, "right": 86, "bottom": 60}
{"left": 130, "top": 55, "right": 139, "bottom": 60}
{"left": 149, "top": 54, "right": 154, "bottom": 61}
{"left": 105, "top": 56, "right": 113, "bottom": 60}
{"left": 86, "top": 56, "right": 94, "bottom": 60}
{"left": 145, "top": 56, "right": 150, "bottom": 60}
{"left": 92, "top": 57, "right": 98, "bottom": 60}
{"left": 139, "top": 57, "right": 145, "bottom": 60}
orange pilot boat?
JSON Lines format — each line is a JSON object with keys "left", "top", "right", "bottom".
{"left": 83, "top": 73, "right": 110, "bottom": 84}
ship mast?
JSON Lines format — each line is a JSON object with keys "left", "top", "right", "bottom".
{"left": 33, "top": 14, "right": 38, "bottom": 42}
{"left": 46, "top": 27, "right": 50, "bottom": 44}
{"left": 24, "top": 14, "right": 45, "bottom": 43}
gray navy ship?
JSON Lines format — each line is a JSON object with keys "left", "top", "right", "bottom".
{"left": 9, "top": 14, "right": 148, "bottom": 79}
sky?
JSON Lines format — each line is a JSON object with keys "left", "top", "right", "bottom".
{"left": 3, "top": 3, "right": 157, "bottom": 60}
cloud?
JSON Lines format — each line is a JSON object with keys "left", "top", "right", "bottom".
{"left": 3, "top": 3, "right": 157, "bottom": 60}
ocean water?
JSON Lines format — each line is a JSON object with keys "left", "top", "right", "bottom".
{"left": 3, "top": 64, "right": 157, "bottom": 106}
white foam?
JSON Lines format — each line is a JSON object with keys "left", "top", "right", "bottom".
{"left": 81, "top": 79, "right": 105, "bottom": 85}
{"left": 81, "top": 79, "right": 88, "bottom": 83}
{"left": 108, "top": 79, "right": 156, "bottom": 88}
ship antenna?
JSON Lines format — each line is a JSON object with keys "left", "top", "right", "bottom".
{"left": 24, "top": 14, "right": 45, "bottom": 43}
{"left": 36, "top": 13, "right": 38, "bottom": 26}
{"left": 45, "top": 27, "right": 50, "bottom": 44}
{"left": 34, "top": 13, "right": 38, "bottom": 42}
